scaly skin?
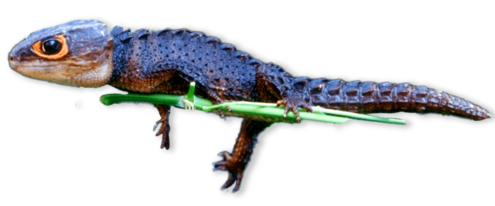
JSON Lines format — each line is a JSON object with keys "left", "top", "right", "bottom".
{"left": 8, "top": 20, "right": 491, "bottom": 192}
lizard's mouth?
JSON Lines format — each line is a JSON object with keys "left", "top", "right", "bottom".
{"left": 11, "top": 59, "right": 90, "bottom": 69}
{"left": 9, "top": 58, "right": 73, "bottom": 86}
{"left": 9, "top": 58, "right": 114, "bottom": 88}
{"left": 9, "top": 45, "right": 110, "bottom": 88}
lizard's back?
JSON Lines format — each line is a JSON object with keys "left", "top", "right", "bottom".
{"left": 109, "top": 26, "right": 258, "bottom": 103}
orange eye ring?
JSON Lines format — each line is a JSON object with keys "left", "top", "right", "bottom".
{"left": 32, "top": 35, "right": 69, "bottom": 60}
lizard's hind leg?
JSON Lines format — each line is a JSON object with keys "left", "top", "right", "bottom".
{"left": 213, "top": 119, "right": 272, "bottom": 192}
{"left": 255, "top": 63, "right": 313, "bottom": 122}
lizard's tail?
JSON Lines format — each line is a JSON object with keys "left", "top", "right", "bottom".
{"left": 303, "top": 78, "right": 491, "bottom": 121}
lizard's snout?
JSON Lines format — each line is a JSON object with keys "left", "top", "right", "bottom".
{"left": 8, "top": 49, "right": 19, "bottom": 72}
{"left": 8, "top": 40, "right": 27, "bottom": 73}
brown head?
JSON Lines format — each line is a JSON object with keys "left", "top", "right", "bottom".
{"left": 8, "top": 20, "right": 114, "bottom": 87}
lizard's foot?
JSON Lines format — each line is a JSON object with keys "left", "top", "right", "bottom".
{"left": 276, "top": 97, "right": 313, "bottom": 123}
{"left": 154, "top": 105, "right": 171, "bottom": 149}
{"left": 213, "top": 151, "right": 245, "bottom": 192}
{"left": 153, "top": 118, "right": 170, "bottom": 149}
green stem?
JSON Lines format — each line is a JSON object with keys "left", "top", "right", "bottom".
{"left": 100, "top": 82, "right": 405, "bottom": 125}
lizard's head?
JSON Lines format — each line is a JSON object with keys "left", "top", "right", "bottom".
{"left": 9, "top": 20, "right": 113, "bottom": 87}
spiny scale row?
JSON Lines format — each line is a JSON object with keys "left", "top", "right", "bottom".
{"left": 298, "top": 77, "right": 486, "bottom": 119}
{"left": 111, "top": 27, "right": 258, "bottom": 63}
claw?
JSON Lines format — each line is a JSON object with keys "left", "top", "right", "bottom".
{"left": 221, "top": 173, "right": 237, "bottom": 190}
{"left": 231, "top": 171, "right": 242, "bottom": 193}
{"left": 213, "top": 161, "right": 226, "bottom": 171}
{"left": 217, "top": 151, "right": 229, "bottom": 157}
{"left": 217, "top": 109, "right": 225, "bottom": 118}
{"left": 153, "top": 121, "right": 160, "bottom": 131}
{"left": 213, "top": 151, "right": 231, "bottom": 171}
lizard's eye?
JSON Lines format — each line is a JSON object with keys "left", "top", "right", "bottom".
{"left": 32, "top": 35, "right": 69, "bottom": 60}
{"left": 41, "top": 38, "right": 61, "bottom": 54}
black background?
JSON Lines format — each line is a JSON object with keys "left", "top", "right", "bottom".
{"left": 1, "top": 2, "right": 495, "bottom": 204}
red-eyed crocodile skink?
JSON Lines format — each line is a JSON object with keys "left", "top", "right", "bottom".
{"left": 8, "top": 20, "right": 491, "bottom": 192}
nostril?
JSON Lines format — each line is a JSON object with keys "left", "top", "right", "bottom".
{"left": 8, "top": 52, "right": 14, "bottom": 61}
{"left": 8, "top": 55, "right": 17, "bottom": 71}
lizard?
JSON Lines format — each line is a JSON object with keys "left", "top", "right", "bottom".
{"left": 8, "top": 20, "right": 491, "bottom": 192}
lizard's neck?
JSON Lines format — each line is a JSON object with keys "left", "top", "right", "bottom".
{"left": 108, "top": 27, "right": 152, "bottom": 93}
{"left": 107, "top": 27, "right": 189, "bottom": 94}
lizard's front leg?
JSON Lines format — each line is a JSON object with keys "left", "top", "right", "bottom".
{"left": 213, "top": 119, "right": 272, "bottom": 192}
